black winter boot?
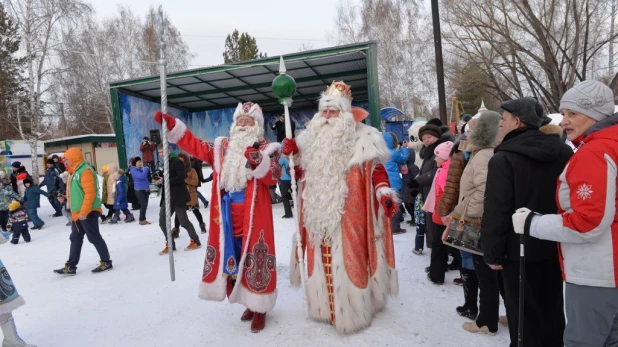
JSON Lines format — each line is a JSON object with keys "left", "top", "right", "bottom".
{"left": 456, "top": 268, "right": 478, "bottom": 320}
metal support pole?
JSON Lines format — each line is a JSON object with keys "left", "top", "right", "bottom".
{"left": 431, "top": 0, "right": 447, "bottom": 125}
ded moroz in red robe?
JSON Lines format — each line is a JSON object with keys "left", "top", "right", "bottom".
{"left": 290, "top": 122, "right": 399, "bottom": 333}
{"left": 167, "top": 119, "right": 280, "bottom": 313}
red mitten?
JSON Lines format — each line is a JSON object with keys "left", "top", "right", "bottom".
{"left": 380, "top": 196, "right": 398, "bottom": 218}
{"left": 154, "top": 111, "right": 177, "bottom": 130}
{"left": 244, "top": 146, "right": 262, "bottom": 168}
{"left": 282, "top": 138, "right": 299, "bottom": 156}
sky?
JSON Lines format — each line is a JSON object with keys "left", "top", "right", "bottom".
{"left": 89, "top": 0, "right": 343, "bottom": 68}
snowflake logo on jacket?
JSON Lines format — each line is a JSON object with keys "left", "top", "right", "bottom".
{"left": 576, "top": 184, "right": 593, "bottom": 200}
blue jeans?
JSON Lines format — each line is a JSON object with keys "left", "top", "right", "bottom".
{"left": 27, "top": 208, "right": 43, "bottom": 227}
{"left": 196, "top": 190, "right": 208, "bottom": 206}
{"left": 49, "top": 196, "right": 62, "bottom": 214}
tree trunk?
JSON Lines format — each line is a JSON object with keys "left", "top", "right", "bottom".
{"left": 25, "top": 0, "right": 39, "bottom": 184}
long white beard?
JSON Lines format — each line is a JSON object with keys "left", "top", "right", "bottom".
{"left": 300, "top": 112, "right": 356, "bottom": 245}
{"left": 220, "top": 122, "right": 263, "bottom": 192}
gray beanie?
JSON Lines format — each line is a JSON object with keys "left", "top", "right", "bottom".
{"left": 559, "top": 80, "right": 615, "bottom": 121}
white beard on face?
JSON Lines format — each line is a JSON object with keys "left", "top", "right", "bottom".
{"left": 300, "top": 111, "right": 357, "bottom": 246}
{"left": 220, "top": 122, "right": 263, "bottom": 192}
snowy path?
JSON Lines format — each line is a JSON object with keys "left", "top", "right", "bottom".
{"left": 2, "top": 168, "right": 509, "bottom": 346}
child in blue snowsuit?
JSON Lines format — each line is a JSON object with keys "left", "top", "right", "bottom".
{"left": 110, "top": 170, "right": 135, "bottom": 224}
{"left": 23, "top": 177, "right": 48, "bottom": 230}
{"left": 7, "top": 202, "right": 30, "bottom": 244}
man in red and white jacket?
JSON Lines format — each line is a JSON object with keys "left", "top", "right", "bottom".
{"left": 513, "top": 80, "right": 618, "bottom": 347}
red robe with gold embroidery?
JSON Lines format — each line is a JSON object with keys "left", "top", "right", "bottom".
{"left": 290, "top": 122, "right": 399, "bottom": 334}
{"left": 168, "top": 119, "right": 280, "bottom": 313}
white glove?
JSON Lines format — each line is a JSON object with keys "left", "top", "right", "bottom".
{"left": 512, "top": 207, "right": 533, "bottom": 235}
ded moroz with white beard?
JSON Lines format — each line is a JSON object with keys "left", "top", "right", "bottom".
{"left": 283, "top": 81, "right": 400, "bottom": 334}
{"left": 154, "top": 102, "right": 281, "bottom": 333}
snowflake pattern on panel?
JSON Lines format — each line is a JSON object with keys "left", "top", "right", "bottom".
{"left": 576, "top": 184, "right": 593, "bottom": 200}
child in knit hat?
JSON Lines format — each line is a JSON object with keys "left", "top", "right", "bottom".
{"left": 422, "top": 141, "right": 455, "bottom": 226}
{"left": 15, "top": 173, "right": 27, "bottom": 197}
{"left": 7, "top": 201, "right": 31, "bottom": 244}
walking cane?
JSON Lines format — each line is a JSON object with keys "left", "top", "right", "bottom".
{"left": 272, "top": 57, "right": 308, "bottom": 317}
{"left": 518, "top": 234, "right": 525, "bottom": 347}
{"left": 156, "top": 6, "right": 175, "bottom": 282}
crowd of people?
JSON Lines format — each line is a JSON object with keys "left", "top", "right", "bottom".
{"left": 0, "top": 79, "right": 616, "bottom": 346}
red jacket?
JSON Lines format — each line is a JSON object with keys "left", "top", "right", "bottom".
{"left": 140, "top": 143, "right": 156, "bottom": 162}
{"left": 530, "top": 115, "right": 618, "bottom": 287}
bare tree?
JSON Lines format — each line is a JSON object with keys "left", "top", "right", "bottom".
{"left": 6, "top": 0, "right": 91, "bottom": 182}
{"left": 442, "top": 0, "right": 618, "bottom": 111}
{"left": 51, "top": 5, "right": 193, "bottom": 134}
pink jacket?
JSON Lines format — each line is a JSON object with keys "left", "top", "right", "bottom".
{"left": 423, "top": 159, "right": 451, "bottom": 214}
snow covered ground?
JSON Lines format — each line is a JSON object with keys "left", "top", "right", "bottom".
{"left": 2, "top": 168, "right": 509, "bottom": 346}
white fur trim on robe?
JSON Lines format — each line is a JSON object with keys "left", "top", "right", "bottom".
{"left": 289, "top": 233, "right": 301, "bottom": 288}
{"left": 349, "top": 123, "right": 391, "bottom": 168}
{"left": 249, "top": 143, "right": 281, "bottom": 179}
{"left": 376, "top": 187, "right": 401, "bottom": 204}
{"left": 0, "top": 296, "right": 25, "bottom": 315}
{"left": 198, "top": 141, "right": 226, "bottom": 302}
{"left": 167, "top": 118, "right": 188, "bottom": 144}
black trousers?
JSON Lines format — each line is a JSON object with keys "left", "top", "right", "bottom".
{"left": 67, "top": 212, "right": 111, "bottom": 268}
{"left": 278, "top": 180, "right": 293, "bottom": 217}
{"left": 0, "top": 210, "right": 8, "bottom": 230}
{"left": 174, "top": 207, "right": 204, "bottom": 228}
{"left": 428, "top": 219, "right": 448, "bottom": 282}
{"left": 160, "top": 205, "right": 199, "bottom": 246}
{"left": 135, "top": 190, "right": 150, "bottom": 221}
{"left": 473, "top": 254, "right": 501, "bottom": 331}
{"left": 502, "top": 258, "right": 565, "bottom": 347}
{"left": 104, "top": 204, "right": 115, "bottom": 219}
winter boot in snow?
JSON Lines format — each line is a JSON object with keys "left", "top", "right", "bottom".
{"left": 92, "top": 261, "right": 113, "bottom": 273}
{"left": 251, "top": 312, "right": 266, "bottom": 333}
{"left": 0, "top": 315, "right": 36, "bottom": 347}
{"left": 172, "top": 228, "right": 179, "bottom": 239}
{"left": 109, "top": 216, "right": 118, "bottom": 224}
{"left": 125, "top": 214, "right": 135, "bottom": 223}
{"left": 457, "top": 268, "right": 479, "bottom": 320}
{"left": 53, "top": 264, "right": 76, "bottom": 276}
{"left": 185, "top": 239, "right": 201, "bottom": 251}
{"left": 462, "top": 322, "right": 496, "bottom": 336}
{"left": 241, "top": 309, "right": 254, "bottom": 322}
{"left": 412, "top": 248, "right": 423, "bottom": 255}
{"left": 199, "top": 223, "right": 207, "bottom": 234}
{"left": 159, "top": 243, "right": 176, "bottom": 255}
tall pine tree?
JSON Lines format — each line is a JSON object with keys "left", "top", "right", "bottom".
{"left": 0, "top": 3, "right": 26, "bottom": 139}
{"left": 223, "top": 29, "right": 266, "bottom": 63}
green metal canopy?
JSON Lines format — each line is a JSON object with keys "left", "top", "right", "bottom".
{"left": 109, "top": 41, "right": 381, "bottom": 128}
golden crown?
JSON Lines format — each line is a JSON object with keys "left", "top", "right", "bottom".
{"left": 323, "top": 81, "right": 352, "bottom": 101}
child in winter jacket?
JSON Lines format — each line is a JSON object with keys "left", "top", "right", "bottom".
{"left": 7, "top": 201, "right": 30, "bottom": 244}
{"left": 0, "top": 179, "right": 22, "bottom": 231}
{"left": 423, "top": 141, "right": 454, "bottom": 224}
{"left": 423, "top": 141, "right": 454, "bottom": 284}
{"left": 23, "top": 177, "right": 48, "bottom": 230}
{"left": 110, "top": 170, "right": 135, "bottom": 224}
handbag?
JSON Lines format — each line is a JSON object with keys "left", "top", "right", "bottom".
{"left": 443, "top": 199, "right": 484, "bottom": 256}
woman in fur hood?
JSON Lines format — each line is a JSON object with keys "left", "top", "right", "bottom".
{"left": 443, "top": 110, "right": 504, "bottom": 336}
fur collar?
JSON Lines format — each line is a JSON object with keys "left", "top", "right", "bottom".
{"left": 349, "top": 123, "right": 390, "bottom": 168}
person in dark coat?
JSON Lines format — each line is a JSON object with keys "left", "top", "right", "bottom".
{"left": 271, "top": 114, "right": 296, "bottom": 142}
{"left": 39, "top": 158, "right": 63, "bottom": 216}
{"left": 140, "top": 137, "right": 156, "bottom": 176}
{"left": 155, "top": 146, "right": 200, "bottom": 254}
{"left": 51, "top": 154, "right": 66, "bottom": 173}
{"left": 401, "top": 147, "right": 419, "bottom": 226}
{"left": 481, "top": 97, "right": 571, "bottom": 347}
{"left": 9, "top": 162, "right": 30, "bottom": 194}
{"left": 408, "top": 124, "right": 453, "bottom": 261}
{"left": 126, "top": 158, "right": 140, "bottom": 211}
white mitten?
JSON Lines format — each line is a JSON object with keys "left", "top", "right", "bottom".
{"left": 512, "top": 207, "right": 533, "bottom": 235}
